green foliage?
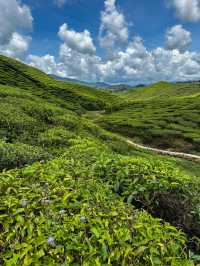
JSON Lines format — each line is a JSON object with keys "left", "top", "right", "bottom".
{"left": 0, "top": 156, "right": 191, "bottom": 266}
{"left": 0, "top": 55, "right": 119, "bottom": 112}
{"left": 100, "top": 90, "right": 200, "bottom": 153}
{"left": 122, "top": 81, "right": 200, "bottom": 101}
{"left": 0, "top": 141, "right": 49, "bottom": 170}
{"left": 0, "top": 55, "right": 200, "bottom": 265}
{"left": 38, "top": 127, "right": 75, "bottom": 147}
{"left": 91, "top": 154, "right": 200, "bottom": 236}
{"left": 58, "top": 140, "right": 200, "bottom": 241}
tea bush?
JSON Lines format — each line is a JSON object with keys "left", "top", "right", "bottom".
{"left": 0, "top": 141, "right": 50, "bottom": 170}
{"left": 91, "top": 155, "right": 200, "bottom": 237}
{"left": 38, "top": 127, "right": 75, "bottom": 147}
{"left": 0, "top": 55, "right": 200, "bottom": 265}
{"left": 100, "top": 85, "right": 200, "bottom": 153}
{"left": 0, "top": 157, "right": 192, "bottom": 266}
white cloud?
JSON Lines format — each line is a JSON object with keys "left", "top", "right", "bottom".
{"left": 99, "top": 0, "right": 128, "bottom": 51}
{"left": 59, "top": 43, "right": 101, "bottom": 81}
{"left": 169, "top": 0, "right": 200, "bottom": 22}
{"left": 28, "top": 34, "right": 200, "bottom": 84}
{"left": 56, "top": 23, "right": 98, "bottom": 80}
{"left": 27, "top": 44, "right": 101, "bottom": 82}
{"left": 0, "top": 0, "right": 33, "bottom": 45}
{"left": 58, "top": 23, "right": 96, "bottom": 55}
{"left": 26, "top": 0, "right": 200, "bottom": 84}
{"left": 165, "top": 25, "right": 191, "bottom": 52}
{"left": 0, "top": 32, "right": 31, "bottom": 59}
{"left": 54, "top": 0, "right": 66, "bottom": 8}
{"left": 98, "top": 37, "right": 156, "bottom": 83}
{"left": 0, "top": 0, "right": 33, "bottom": 58}
{"left": 27, "top": 54, "right": 70, "bottom": 78}
{"left": 99, "top": 41, "right": 200, "bottom": 83}
{"left": 1, "top": 0, "right": 199, "bottom": 84}
{"left": 28, "top": 54, "right": 59, "bottom": 74}
{"left": 153, "top": 48, "right": 200, "bottom": 81}
{"left": 28, "top": 23, "right": 99, "bottom": 81}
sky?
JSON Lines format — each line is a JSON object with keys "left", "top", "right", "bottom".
{"left": 0, "top": 0, "right": 200, "bottom": 84}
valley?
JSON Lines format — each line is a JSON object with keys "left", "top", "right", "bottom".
{"left": 99, "top": 82, "right": 200, "bottom": 154}
{"left": 0, "top": 55, "right": 200, "bottom": 265}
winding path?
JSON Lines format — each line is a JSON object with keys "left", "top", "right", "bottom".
{"left": 125, "top": 139, "right": 200, "bottom": 162}
{"left": 85, "top": 110, "right": 200, "bottom": 163}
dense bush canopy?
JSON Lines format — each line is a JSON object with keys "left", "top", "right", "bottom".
{"left": 0, "top": 55, "right": 200, "bottom": 265}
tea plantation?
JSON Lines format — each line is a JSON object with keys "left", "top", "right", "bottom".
{"left": 0, "top": 55, "right": 200, "bottom": 265}
{"left": 100, "top": 82, "right": 200, "bottom": 154}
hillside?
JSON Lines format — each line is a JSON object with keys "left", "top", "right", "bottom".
{"left": 0, "top": 55, "right": 120, "bottom": 112}
{"left": 1, "top": 56, "right": 200, "bottom": 265}
{"left": 123, "top": 81, "right": 200, "bottom": 100}
{"left": 99, "top": 81, "right": 200, "bottom": 154}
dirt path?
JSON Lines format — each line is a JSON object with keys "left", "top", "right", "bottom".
{"left": 126, "top": 139, "right": 200, "bottom": 162}
{"left": 84, "top": 110, "right": 200, "bottom": 162}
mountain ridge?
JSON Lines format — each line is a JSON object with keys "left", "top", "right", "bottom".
{"left": 50, "top": 74, "right": 133, "bottom": 91}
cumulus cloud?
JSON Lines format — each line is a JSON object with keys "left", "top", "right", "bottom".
{"left": 58, "top": 23, "right": 96, "bottom": 55}
{"left": 165, "top": 25, "right": 191, "bottom": 52}
{"left": 59, "top": 44, "right": 101, "bottom": 81}
{"left": 168, "top": 0, "right": 200, "bottom": 22}
{"left": 99, "top": 0, "right": 128, "bottom": 51}
{"left": 98, "top": 37, "right": 156, "bottom": 83}
{"left": 0, "top": 0, "right": 33, "bottom": 45}
{"left": 55, "top": 23, "right": 98, "bottom": 80}
{"left": 28, "top": 34, "right": 200, "bottom": 84}
{"left": 28, "top": 54, "right": 58, "bottom": 73}
{"left": 0, "top": 0, "right": 33, "bottom": 58}
{"left": 1, "top": 0, "right": 199, "bottom": 84}
{"left": 100, "top": 40, "right": 200, "bottom": 83}
{"left": 0, "top": 32, "right": 31, "bottom": 59}
{"left": 28, "top": 24, "right": 99, "bottom": 81}
{"left": 26, "top": 0, "right": 200, "bottom": 84}
{"left": 153, "top": 48, "right": 200, "bottom": 80}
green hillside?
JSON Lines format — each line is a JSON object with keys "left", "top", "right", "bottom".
{"left": 99, "top": 82, "right": 200, "bottom": 154}
{"left": 122, "top": 81, "right": 200, "bottom": 100}
{"left": 0, "top": 55, "right": 120, "bottom": 112}
{"left": 1, "top": 55, "right": 200, "bottom": 265}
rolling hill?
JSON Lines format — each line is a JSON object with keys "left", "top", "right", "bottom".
{"left": 1, "top": 55, "right": 200, "bottom": 265}
{"left": 99, "top": 81, "right": 200, "bottom": 154}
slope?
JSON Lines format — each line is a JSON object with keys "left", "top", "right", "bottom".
{"left": 123, "top": 81, "right": 200, "bottom": 101}
{"left": 1, "top": 55, "right": 200, "bottom": 265}
{"left": 0, "top": 55, "right": 120, "bottom": 112}
{"left": 99, "top": 82, "right": 200, "bottom": 154}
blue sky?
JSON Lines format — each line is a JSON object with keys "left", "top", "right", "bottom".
{"left": 23, "top": 0, "right": 199, "bottom": 55}
{"left": 1, "top": 0, "right": 200, "bottom": 84}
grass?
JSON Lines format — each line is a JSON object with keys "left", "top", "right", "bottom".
{"left": 0, "top": 55, "right": 200, "bottom": 265}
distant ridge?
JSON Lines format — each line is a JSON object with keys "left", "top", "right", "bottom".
{"left": 50, "top": 74, "right": 110, "bottom": 88}
{"left": 50, "top": 74, "right": 133, "bottom": 91}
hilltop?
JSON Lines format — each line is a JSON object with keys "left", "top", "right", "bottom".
{"left": 123, "top": 81, "right": 200, "bottom": 100}
{"left": 1, "top": 55, "right": 200, "bottom": 265}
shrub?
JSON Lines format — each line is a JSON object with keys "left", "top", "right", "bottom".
{"left": 51, "top": 113, "right": 79, "bottom": 129}
{"left": 37, "top": 127, "right": 75, "bottom": 147}
{"left": 91, "top": 155, "right": 200, "bottom": 239}
{"left": 0, "top": 141, "right": 49, "bottom": 170}
{"left": 0, "top": 159, "right": 191, "bottom": 266}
